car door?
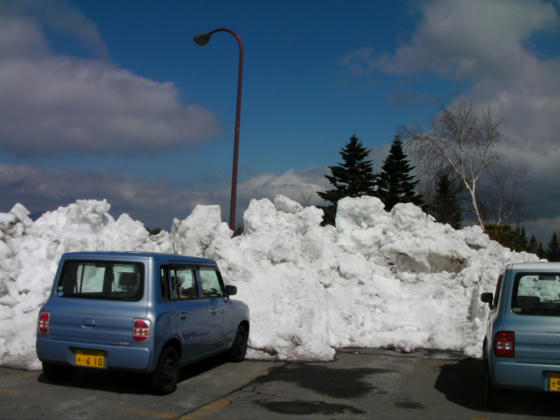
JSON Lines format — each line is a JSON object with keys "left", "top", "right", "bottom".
{"left": 164, "top": 265, "right": 210, "bottom": 361}
{"left": 199, "top": 267, "right": 233, "bottom": 349}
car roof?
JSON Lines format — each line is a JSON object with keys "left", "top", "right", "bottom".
{"left": 60, "top": 251, "right": 216, "bottom": 265}
{"left": 507, "top": 262, "right": 560, "bottom": 271}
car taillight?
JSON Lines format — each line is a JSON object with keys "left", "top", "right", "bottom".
{"left": 494, "top": 331, "right": 514, "bottom": 357}
{"left": 133, "top": 319, "right": 150, "bottom": 342}
{"left": 38, "top": 312, "right": 50, "bottom": 335}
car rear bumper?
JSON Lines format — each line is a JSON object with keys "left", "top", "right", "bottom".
{"left": 36, "top": 337, "right": 153, "bottom": 371}
{"left": 492, "top": 360, "right": 560, "bottom": 392}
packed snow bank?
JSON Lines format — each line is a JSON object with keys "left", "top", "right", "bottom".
{"left": 0, "top": 196, "right": 538, "bottom": 369}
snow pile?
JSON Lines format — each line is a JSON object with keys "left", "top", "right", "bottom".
{"left": 0, "top": 195, "right": 538, "bottom": 369}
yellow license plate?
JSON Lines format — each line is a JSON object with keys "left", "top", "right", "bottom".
{"left": 75, "top": 349, "right": 105, "bottom": 368}
{"left": 549, "top": 373, "right": 560, "bottom": 392}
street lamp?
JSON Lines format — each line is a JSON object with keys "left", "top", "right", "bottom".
{"left": 193, "top": 28, "right": 244, "bottom": 233}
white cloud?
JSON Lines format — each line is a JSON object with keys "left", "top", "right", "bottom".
{"left": 0, "top": 163, "right": 211, "bottom": 228}
{"left": 238, "top": 168, "right": 329, "bottom": 207}
{"left": 369, "top": 0, "right": 558, "bottom": 80}
{"left": 342, "top": 0, "right": 560, "bottom": 151}
{"left": 343, "top": 0, "right": 560, "bottom": 227}
{"left": 0, "top": 163, "right": 331, "bottom": 229}
{"left": 362, "top": 0, "right": 560, "bottom": 147}
{"left": 0, "top": 0, "right": 110, "bottom": 59}
{"left": 0, "top": 13, "right": 221, "bottom": 156}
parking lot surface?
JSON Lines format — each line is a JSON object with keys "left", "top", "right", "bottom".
{"left": 1, "top": 349, "right": 559, "bottom": 419}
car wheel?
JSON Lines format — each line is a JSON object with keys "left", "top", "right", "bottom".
{"left": 228, "top": 325, "right": 248, "bottom": 362}
{"left": 150, "top": 346, "right": 179, "bottom": 395}
{"left": 42, "top": 362, "right": 74, "bottom": 382}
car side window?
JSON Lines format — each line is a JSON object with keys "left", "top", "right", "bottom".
{"left": 160, "top": 266, "right": 169, "bottom": 299}
{"left": 493, "top": 274, "right": 503, "bottom": 307}
{"left": 199, "top": 268, "right": 224, "bottom": 298}
{"left": 161, "top": 266, "right": 198, "bottom": 300}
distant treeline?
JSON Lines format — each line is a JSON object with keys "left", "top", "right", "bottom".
{"left": 486, "top": 225, "right": 560, "bottom": 261}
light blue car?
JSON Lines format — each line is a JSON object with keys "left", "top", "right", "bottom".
{"left": 36, "top": 251, "right": 249, "bottom": 394}
{"left": 481, "top": 262, "right": 560, "bottom": 406}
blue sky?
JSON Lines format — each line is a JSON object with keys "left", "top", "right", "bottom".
{"left": 1, "top": 0, "right": 560, "bottom": 239}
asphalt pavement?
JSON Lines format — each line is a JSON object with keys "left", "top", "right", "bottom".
{"left": 1, "top": 349, "right": 559, "bottom": 419}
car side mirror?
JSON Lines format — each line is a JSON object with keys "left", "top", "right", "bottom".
{"left": 480, "top": 292, "right": 493, "bottom": 305}
{"left": 225, "top": 285, "right": 237, "bottom": 296}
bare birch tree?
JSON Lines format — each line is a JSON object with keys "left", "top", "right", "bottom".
{"left": 480, "top": 160, "right": 529, "bottom": 225}
{"left": 404, "top": 99, "right": 502, "bottom": 231}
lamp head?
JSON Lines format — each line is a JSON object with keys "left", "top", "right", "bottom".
{"left": 193, "top": 33, "right": 211, "bottom": 46}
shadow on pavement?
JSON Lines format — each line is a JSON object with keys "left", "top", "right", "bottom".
{"left": 251, "top": 362, "right": 388, "bottom": 416}
{"left": 252, "top": 362, "right": 391, "bottom": 398}
{"left": 37, "top": 353, "right": 229, "bottom": 395}
{"left": 435, "top": 357, "right": 560, "bottom": 416}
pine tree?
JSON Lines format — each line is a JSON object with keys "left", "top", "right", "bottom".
{"left": 520, "top": 226, "right": 528, "bottom": 251}
{"left": 376, "top": 135, "right": 423, "bottom": 211}
{"left": 487, "top": 224, "right": 517, "bottom": 250}
{"left": 512, "top": 225, "right": 527, "bottom": 252}
{"left": 527, "top": 235, "right": 540, "bottom": 255}
{"left": 430, "top": 172, "right": 462, "bottom": 229}
{"left": 547, "top": 232, "right": 560, "bottom": 262}
{"left": 318, "top": 134, "right": 376, "bottom": 225}
{"left": 537, "top": 243, "right": 547, "bottom": 259}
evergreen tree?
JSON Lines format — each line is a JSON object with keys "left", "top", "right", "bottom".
{"left": 147, "top": 227, "right": 163, "bottom": 235}
{"left": 547, "top": 232, "right": 560, "bottom": 262}
{"left": 376, "top": 136, "right": 423, "bottom": 211}
{"left": 487, "top": 224, "right": 534, "bottom": 252}
{"left": 511, "top": 225, "right": 527, "bottom": 252}
{"left": 527, "top": 235, "right": 540, "bottom": 255}
{"left": 487, "top": 224, "right": 518, "bottom": 250}
{"left": 318, "top": 134, "right": 376, "bottom": 225}
{"left": 430, "top": 172, "right": 462, "bottom": 229}
{"left": 537, "top": 243, "right": 547, "bottom": 259}
{"left": 519, "top": 226, "right": 528, "bottom": 251}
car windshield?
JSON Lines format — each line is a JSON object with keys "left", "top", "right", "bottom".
{"left": 57, "top": 260, "right": 144, "bottom": 301}
{"left": 512, "top": 272, "right": 560, "bottom": 316}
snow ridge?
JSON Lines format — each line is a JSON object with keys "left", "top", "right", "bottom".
{"left": 0, "top": 195, "right": 538, "bottom": 369}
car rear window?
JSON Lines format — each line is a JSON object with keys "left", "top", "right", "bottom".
{"left": 512, "top": 272, "right": 560, "bottom": 316}
{"left": 57, "top": 260, "right": 144, "bottom": 301}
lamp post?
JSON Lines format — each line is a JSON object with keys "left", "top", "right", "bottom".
{"left": 193, "top": 28, "right": 244, "bottom": 233}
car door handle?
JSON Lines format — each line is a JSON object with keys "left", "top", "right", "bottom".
{"left": 209, "top": 310, "right": 217, "bottom": 315}
{"left": 179, "top": 312, "right": 188, "bottom": 320}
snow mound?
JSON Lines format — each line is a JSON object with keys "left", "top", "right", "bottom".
{"left": 0, "top": 195, "right": 538, "bottom": 369}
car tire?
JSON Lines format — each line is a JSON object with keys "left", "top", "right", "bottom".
{"left": 42, "top": 362, "right": 74, "bottom": 382}
{"left": 482, "top": 344, "right": 503, "bottom": 410}
{"left": 150, "top": 346, "right": 179, "bottom": 395}
{"left": 228, "top": 325, "right": 248, "bottom": 362}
